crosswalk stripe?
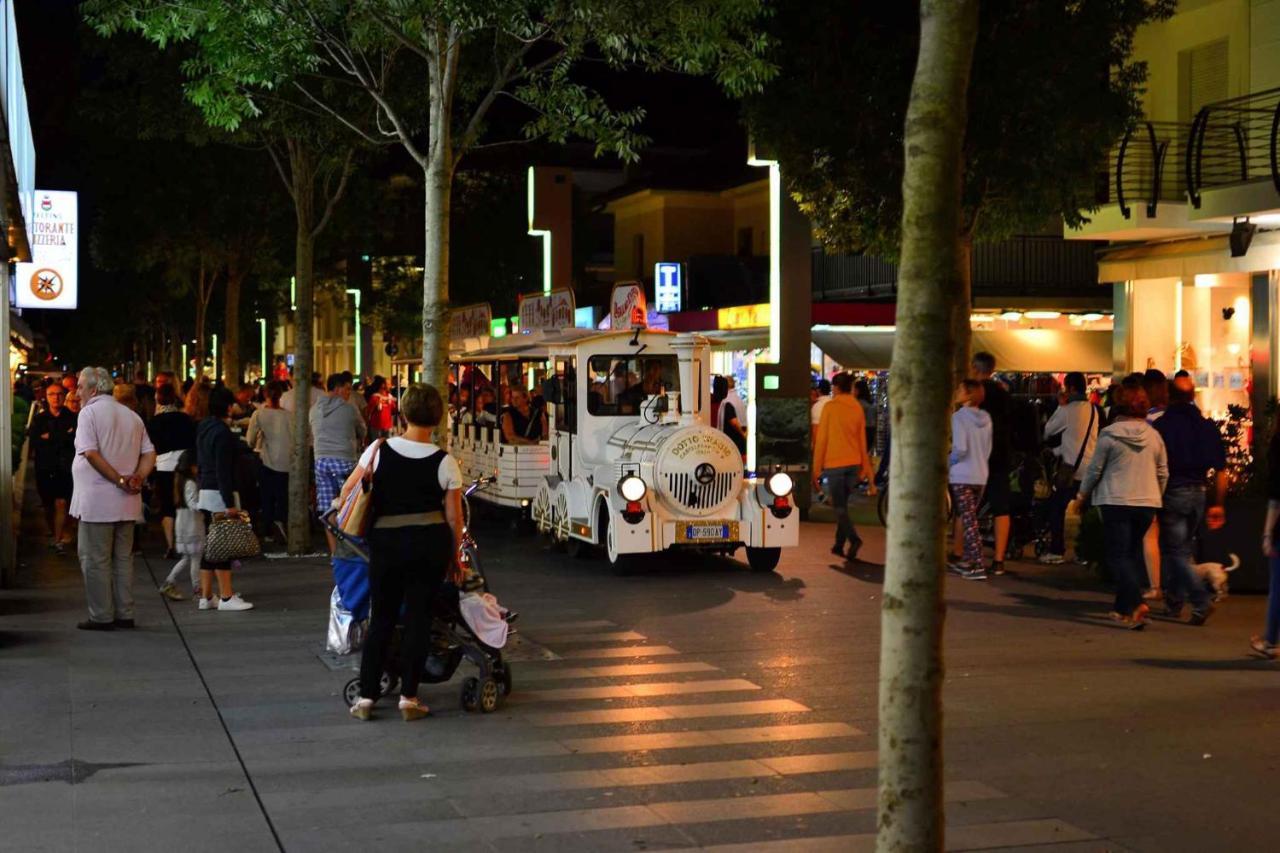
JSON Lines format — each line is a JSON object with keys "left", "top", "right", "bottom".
{"left": 410, "top": 751, "right": 879, "bottom": 797}
{"left": 520, "top": 619, "right": 616, "bottom": 631}
{"left": 556, "top": 644, "right": 680, "bottom": 659}
{"left": 525, "top": 698, "right": 809, "bottom": 726}
{"left": 520, "top": 678, "right": 759, "bottom": 702}
{"left": 371, "top": 784, "right": 1002, "bottom": 845}
{"left": 514, "top": 661, "right": 719, "bottom": 682}
{"left": 562, "top": 721, "right": 864, "bottom": 754}
{"left": 698, "top": 818, "right": 1099, "bottom": 852}
{"left": 536, "top": 630, "right": 647, "bottom": 643}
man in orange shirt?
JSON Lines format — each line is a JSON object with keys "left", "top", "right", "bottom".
{"left": 812, "top": 372, "right": 870, "bottom": 560}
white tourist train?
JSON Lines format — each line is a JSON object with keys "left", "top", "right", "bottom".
{"left": 443, "top": 291, "right": 798, "bottom": 572}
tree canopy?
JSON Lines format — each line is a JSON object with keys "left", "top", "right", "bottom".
{"left": 745, "top": 0, "right": 1176, "bottom": 257}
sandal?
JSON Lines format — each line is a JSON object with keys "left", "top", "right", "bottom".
{"left": 349, "top": 698, "right": 374, "bottom": 721}
{"left": 399, "top": 697, "right": 430, "bottom": 721}
{"left": 1249, "top": 636, "right": 1277, "bottom": 659}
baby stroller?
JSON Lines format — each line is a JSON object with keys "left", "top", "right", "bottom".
{"left": 324, "top": 475, "right": 517, "bottom": 714}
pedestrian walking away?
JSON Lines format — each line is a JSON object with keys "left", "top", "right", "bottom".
{"left": 1152, "top": 374, "right": 1227, "bottom": 624}
{"left": 1042, "top": 371, "right": 1099, "bottom": 565}
{"left": 159, "top": 450, "right": 203, "bottom": 601}
{"left": 70, "top": 366, "right": 156, "bottom": 631}
{"left": 1073, "top": 378, "right": 1168, "bottom": 629}
{"left": 148, "top": 383, "right": 196, "bottom": 559}
{"left": 195, "top": 387, "right": 253, "bottom": 612}
{"left": 971, "top": 351, "right": 1014, "bottom": 576}
{"left": 948, "top": 380, "right": 993, "bottom": 579}
{"left": 246, "top": 380, "right": 294, "bottom": 544}
{"left": 812, "top": 372, "right": 870, "bottom": 561}
{"left": 30, "top": 381, "right": 78, "bottom": 554}
{"left": 312, "top": 372, "right": 369, "bottom": 554}
{"left": 344, "top": 383, "right": 465, "bottom": 722}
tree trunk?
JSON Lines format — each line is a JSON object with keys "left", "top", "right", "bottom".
{"left": 224, "top": 269, "right": 243, "bottom": 385}
{"left": 877, "top": 2, "right": 979, "bottom": 852}
{"left": 287, "top": 144, "right": 316, "bottom": 555}
{"left": 194, "top": 283, "right": 208, "bottom": 381}
{"left": 421, "top": 153, "right": 453, "bottom": 389}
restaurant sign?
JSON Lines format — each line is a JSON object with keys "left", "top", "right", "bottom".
{"left": 15, "top": 190, "right": 78, "bottom": 310}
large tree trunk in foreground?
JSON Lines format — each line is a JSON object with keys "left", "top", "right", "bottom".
{"left": 877, "top": 2, "right": 979, "bottom": 852}
{"left": 420, "top": 124, "right": 454, "bottom": 390}
{"left": 286, "top": 145, "right": 316, "bottom": 555}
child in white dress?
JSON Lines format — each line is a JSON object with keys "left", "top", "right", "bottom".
{"left": 159, "top": 451, "right": 205, "bottom": 601}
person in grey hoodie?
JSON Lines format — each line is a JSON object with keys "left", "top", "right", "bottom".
{"left": 948, "top": 380, "right": 993, "bottom": 580}
{"left": 311, "top": 373, "right": 368, "bottom": 554}
{"left": 1074, "top": 378, "right": 1168, "bottom": 629}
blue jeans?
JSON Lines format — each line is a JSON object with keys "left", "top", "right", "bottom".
{"left": 1159, "top": 486, "right": 1210, "bottom": 614}
{"left": 1267, "top": 554, "right": 1280, "bottom": 645}
{"left": 1101, "top": 505, "right": 1157, "bottom": 616}
{"left": 825, "top": 465, "right": 862, "bottom": 549}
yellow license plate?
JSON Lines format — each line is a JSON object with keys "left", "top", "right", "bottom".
{"left": 676, "top": 521, "right": 739, "bottom": 543}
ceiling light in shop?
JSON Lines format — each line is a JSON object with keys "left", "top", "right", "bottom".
{"left": 1195, "top": 274, "right": 1217, "bottom": 288}
{"left": 1081, "top": 313, "right": 1105, "bottom": 322}
{"left": 1024, "top": 311, "right": 1061, "bottom": 320}
{"left": 1000, "top": 311, "right": 1022, "bottom": 321}
{"left": 969, "top": 314, "right": 994, "bottom": 324}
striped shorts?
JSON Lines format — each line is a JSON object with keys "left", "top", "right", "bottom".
{"left": 315, "top": 457, "right": 356, "bottom": 512}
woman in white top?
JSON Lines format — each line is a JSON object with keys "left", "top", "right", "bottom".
{"left": 342, "top": 384, "right": 465, "bottom": 722}
{"left": 246, "top": 380, "right": 294, "bottom": 543}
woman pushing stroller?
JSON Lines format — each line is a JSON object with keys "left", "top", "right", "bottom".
{"left": 339, "top": 383, "right": 466, "bottom": 722}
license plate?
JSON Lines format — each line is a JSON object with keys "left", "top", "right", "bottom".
{"left": 678, "top": 521, "right": 737, "bottom": 542}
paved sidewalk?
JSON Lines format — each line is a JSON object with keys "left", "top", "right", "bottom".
{"left": 4, "top": 495, "right": 1280, "bottom": 852}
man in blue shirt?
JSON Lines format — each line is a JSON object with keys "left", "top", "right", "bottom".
{"left": 1152, "top": 374, "right": 1227, "bottom": 624}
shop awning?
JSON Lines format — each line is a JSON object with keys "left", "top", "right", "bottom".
{"left": 708, "top": 329, "right": 770, "bottom": 352}
{"left": 812, "top": 328, "right": 1112, "bottom": 373}
{"left": 1097, "top": 230, "right": 1280, "bottom": 281}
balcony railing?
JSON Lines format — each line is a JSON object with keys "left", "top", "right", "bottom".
{"left": 1186, "top": 86, "right": 1280, "bottom": 207}
{"left": 1114, "top": 121, "right": 1188, "bottom": 218}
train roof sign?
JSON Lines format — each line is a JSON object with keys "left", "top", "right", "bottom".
{"left": 518, "top": 288, "right": 576, "bottom": 332}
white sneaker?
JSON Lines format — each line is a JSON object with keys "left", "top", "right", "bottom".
{"left": 197, "top": 597, "right": 215, "bottom": 610}
{"left": 216, "top": 594, "right": 254, "bottom": 612}
{"left": 1038, "top": 552, "right": 1065, "bottom": 565}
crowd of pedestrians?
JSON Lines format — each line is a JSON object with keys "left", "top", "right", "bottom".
{"left": 16, "top": 365, "right": 412, "bottom": 630}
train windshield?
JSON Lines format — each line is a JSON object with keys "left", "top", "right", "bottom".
{"left": 586, "top": 354, "right": 679, "bottom": 416}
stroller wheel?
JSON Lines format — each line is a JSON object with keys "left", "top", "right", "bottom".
{"left": 461, "top": 676, "right": 480, "bottom": 712}
{"left": 380, "top": 673, "right": 399, "bottom": 698}
{"left": 479, "top": 677, "right": 500, "bottom": 713}
{"left": 499, "top": 663, "right": 513, "bottom": 697}
{"left": 342, "top": 678, "right": 361, "bottom": 707}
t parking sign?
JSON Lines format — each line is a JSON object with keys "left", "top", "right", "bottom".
{"left": 654, "top": 261, "right": 682, "bottom": 313}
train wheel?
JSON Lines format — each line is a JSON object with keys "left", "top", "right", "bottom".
{"left": 603, "top": 509, "right": 641, "bottom": 576}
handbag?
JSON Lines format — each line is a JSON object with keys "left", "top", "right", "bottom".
{"left": 336, "top": 439, "right": 383, "bottom": 538}
{"left": 1054, "top": 404, "right": 1097, "bottom": 492}
{"left": 205, "top": 509, "right": 261, "bottom": 563}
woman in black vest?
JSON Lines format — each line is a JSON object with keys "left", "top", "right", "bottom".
{"left": 343, "top": 384, "right": 464, "bottom": 721}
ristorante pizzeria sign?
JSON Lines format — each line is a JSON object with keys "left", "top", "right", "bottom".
{"left": 15, "top": 190, "right": 78, "bottom": 310}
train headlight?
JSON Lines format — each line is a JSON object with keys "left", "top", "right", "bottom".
{"left": 619, "top": 475, "right": 648, "bottom": 502}
{"left": 766, "top": 471, "right": 794, "bottom": 497}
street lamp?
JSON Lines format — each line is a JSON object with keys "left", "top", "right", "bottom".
{"left": 181, "top": 343, "right": 189, "bottom": 380}
{"left": 290, "top": 276, "right": 297, "bottom": 311}
{"left": 346, "top": 288, "right": 362, "bottom": 379}
{"left": 211, "top": 332, "right": 219, "bottom": 381}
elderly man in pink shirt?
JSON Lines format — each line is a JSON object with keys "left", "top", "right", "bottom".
{"left": 71, "top": 366, "right": 156, "bottom": 630}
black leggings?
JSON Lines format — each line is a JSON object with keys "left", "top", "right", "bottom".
{"left": 359, "top": 525, "right": 452, "bottom": 700}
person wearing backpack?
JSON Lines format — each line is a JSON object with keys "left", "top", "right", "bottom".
{"left": 1042, "top": 372, "right": 1099, "bottom": 564}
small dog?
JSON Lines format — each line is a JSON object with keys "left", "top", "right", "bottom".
{"left": 1194, "top": 553, "right": 1240, "bottom": 602}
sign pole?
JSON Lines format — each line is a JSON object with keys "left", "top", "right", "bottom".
{"left": 0, "top": 261, "right": 13, "bottom": 583}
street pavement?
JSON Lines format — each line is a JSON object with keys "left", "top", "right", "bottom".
{"left": 3, "top": 495, "right": 1279, "bottom": 852}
